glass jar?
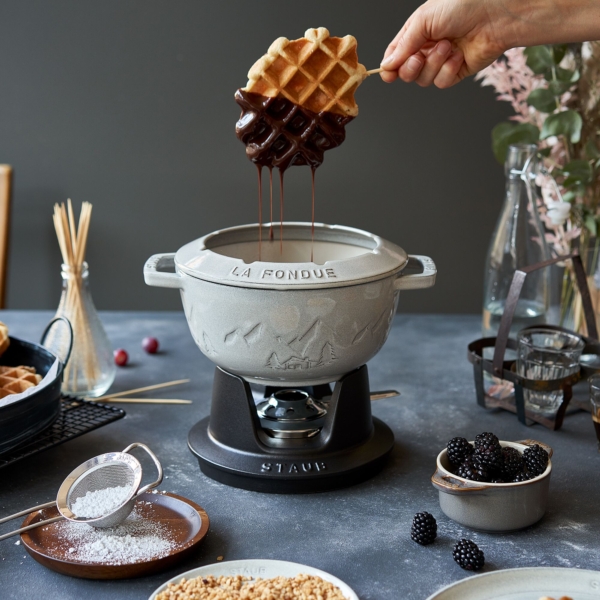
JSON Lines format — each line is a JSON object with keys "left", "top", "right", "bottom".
{"left": 482, "top": 144, "right": 551, "bottom": 338}
{"left": 47, "top": 262, "right": 115, "bottom": 397}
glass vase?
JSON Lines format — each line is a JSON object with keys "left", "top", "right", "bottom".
{"left": 482, "top": 144, "right": 551, "bottom": 337}
{"left": 48, "top": 262, "right": 115, "bottom": 397}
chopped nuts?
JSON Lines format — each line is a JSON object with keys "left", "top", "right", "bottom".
{"left": 156, "top": 573, "right": 347, "bottom": 599}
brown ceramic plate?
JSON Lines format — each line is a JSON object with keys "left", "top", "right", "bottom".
{"left": 20, "top": 491, "right": 210, "bottom": 579}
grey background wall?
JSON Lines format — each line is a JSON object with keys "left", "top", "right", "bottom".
{"left": 0, "top": 0, "right": 512, "bottom": 312}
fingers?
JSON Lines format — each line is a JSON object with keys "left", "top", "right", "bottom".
{"left": 382, "top": 43, "right": 465, "bottom": 89}
{"left": 380, "top": 12, "right": 429, "bottom": 72}
{"left": 414, "top": 40, "right": 452, "bottom": 86}
{"left": 398, "top": 55, "right": 425, "bottom": 82}
{"left": 433, "top": 49, "right": 464, "bottom": 88}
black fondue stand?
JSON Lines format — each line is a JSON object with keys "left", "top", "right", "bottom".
{"left": 188, "top": 365, "right": 395, "bottom": 493}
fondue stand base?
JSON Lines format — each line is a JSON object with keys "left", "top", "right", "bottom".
{"left": 188, "top": 365, "right": 395, "bottom": 494}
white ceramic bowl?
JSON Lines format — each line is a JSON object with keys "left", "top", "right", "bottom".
{"left": 431, "top": 439, "right": 552, "bottom": 532}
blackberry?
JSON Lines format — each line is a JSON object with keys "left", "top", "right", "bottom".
{"left": 523, "top": 444, "right": 549, "bottom": 477}
{"left": 513, "top": 471, "right": 534, "bottom": 482}
{"left": 457, "top": 458, "right": 489, "bottom": 482}
{"left": 501, "top": 447, "right": 524, "bottom": 479}
{"left": 453, "top": 539, "right": 485, "bottom": 571}
{"left": 474, "top": 432, "right": 499, "bottom": 450}
{"left": 410, "top": 512, "right": 437, "bottom": 545}
{"left": 473, "top": 446, "right": 503, "bottom": 474}
{"left": 447, "top": 437, "right": 474, "bottom": 466}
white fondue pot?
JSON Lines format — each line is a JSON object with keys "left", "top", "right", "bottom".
{"left": 144, "top": 222, "right": 436, "bottom": 387}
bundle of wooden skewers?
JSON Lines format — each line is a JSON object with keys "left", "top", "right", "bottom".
{"left": 52, "top": 200, "right": 103, "bottom": 393}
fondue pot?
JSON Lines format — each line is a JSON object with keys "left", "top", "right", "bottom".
{"left": 145, "top": 222, "right": 436, "bottom": 493}
{"left": 144, "top": 222, "right": 436, "bottom": 387}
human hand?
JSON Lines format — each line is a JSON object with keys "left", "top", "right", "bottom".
{"left": 380, "top": 0, "right": 509, "bottom": 88}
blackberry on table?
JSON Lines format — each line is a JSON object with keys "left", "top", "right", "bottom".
{"left": 474, "top": 432, "right": 499, "bottom": 451}
{"left": 410, "top": 512, "right": 437, "bottom": 545}
{"left": 501, "top": 446, "right": 525, "bottom": 479}
{"left": 453, "top": 539, "right": 485, "bottom": 571}
{"left": 523, "top": 444, "right": 549, "bottom": 477}
{"left": 457, "top": 458, "right": 488, "bottom": 482}
{"left": 447, "top": 437, "right": 474, "bottom": 466}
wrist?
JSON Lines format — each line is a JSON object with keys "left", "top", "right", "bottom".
{"left": 498, "top": 0, "right": 600, "bottom": 49}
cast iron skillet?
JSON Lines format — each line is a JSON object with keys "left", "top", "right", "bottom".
{"left": 0, "top": 317, "right": 73, "bottom": 455}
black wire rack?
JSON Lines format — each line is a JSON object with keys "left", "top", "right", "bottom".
{"left": 0, "top": 396, "right": 125, "bottom": 469}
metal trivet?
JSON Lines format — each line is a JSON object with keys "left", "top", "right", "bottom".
{"left": 468, "top": 253, "right": 600, "bottom": 430}
{"left": 0, "top": 396, "right": 125, "bottom": 469}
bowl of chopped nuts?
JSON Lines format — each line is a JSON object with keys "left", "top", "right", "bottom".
{"left": 431, "top": 433, "right": 553, "bottom": 532}
{"left": 149, "top": 559, "right": 358, "bottom": 600}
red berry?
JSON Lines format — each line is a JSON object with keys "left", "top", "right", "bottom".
{"left": 114, "top": 349, "right": 128, "bottom": 366}
{"left": 142, "top": 336, "right": 159, "bottom": 354}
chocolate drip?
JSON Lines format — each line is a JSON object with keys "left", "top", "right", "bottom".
{"left": 311, "top": 167, "right": 316, "bottom": 263}
{"left": 235, "top": 90, "right": 354, "bottom": 170}
{"left": 279, "top": 169, "right": 284, "bottom": 254}
{"left": 256, "top": 165, "right": 262, "bottom": 261}
{"left": 268, "top": 167, "right": 274, "bottom": 240}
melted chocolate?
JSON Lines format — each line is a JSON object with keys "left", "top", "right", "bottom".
{"left": 235, "top": 90, "right": 354, "bottom": 171}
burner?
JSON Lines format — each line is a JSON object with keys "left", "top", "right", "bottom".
{"left": 256, "top": 389, "right": 328, "bottom": 439}
{"left": 188, "top": 364, "right": 395, "bottom": 493}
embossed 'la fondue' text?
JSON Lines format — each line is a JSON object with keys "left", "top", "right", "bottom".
{"left": 230, "top": 266, "right": 337, "bottom": 280}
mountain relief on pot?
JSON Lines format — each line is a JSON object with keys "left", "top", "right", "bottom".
{"left": 190, "top": 307, "right": 393, "bottom": 372}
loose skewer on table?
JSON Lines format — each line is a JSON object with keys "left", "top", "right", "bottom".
{"left": 96, "top": 378, "right": 190, "bottom": 400}
{"left": 93, "top": 398, "right": 192, "bottom": 405}
{"left": 88, "top": 378, "right": 192, "bottom": 405}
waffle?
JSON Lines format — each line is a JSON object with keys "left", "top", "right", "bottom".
{"left": 0, "top": 321, "right": 9, "bottom": 357}
{"left": 243, "top": 27, "right": 367, "bottom": 117}
{"left": 0, "top": 365, "right": 42, "bottom": 399}
{"left": 236, "top": 28, "right": 366, "bottom": 170}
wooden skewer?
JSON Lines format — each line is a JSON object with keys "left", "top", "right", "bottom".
{"left": 97, "top": 378, "right": 191, "bottom": 400}
{"left": 94, "top": 398, "right": 192, "bottom": 405}
{"left": 366, "top": 67, "right": 384, "bottom": 76}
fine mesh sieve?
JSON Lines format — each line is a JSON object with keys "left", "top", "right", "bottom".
{"left": 0, "top": 442, "right": 163, "bottom": 541}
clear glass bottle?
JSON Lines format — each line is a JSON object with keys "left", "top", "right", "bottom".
{"left": 482, "top": 144, "right": 551, "bottom": 338}
{"left": 47, "top": 262, "right": 115, "bottom": 397}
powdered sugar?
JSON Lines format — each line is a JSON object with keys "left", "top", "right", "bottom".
{"left": 53, "top": 506, "right": 175, "bottom": 564}
{"left": 70, "top": 485, "right": 132, "bottom": 518}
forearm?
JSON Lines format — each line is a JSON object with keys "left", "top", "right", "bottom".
{"left": 498, "top": 0, "right": 600, "bottom": 49}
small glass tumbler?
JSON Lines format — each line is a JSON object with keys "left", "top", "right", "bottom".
{"left": 588, "top": 374, "right": 600, "bottom": 451}
{"left": 516, "top": 327, "right": 585, "bottom": 415}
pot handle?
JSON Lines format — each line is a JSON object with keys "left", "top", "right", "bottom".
{"left": 144, "top": 253, "right": 182, "bottom": 289}
{"left": 431, "top": 467, "right": 490, "bottom": 494}
{"left": 394, "top": 255, "right": 437, "bottom": 291}
{"left": 516, "top": 439, "right": 554, "bottom": 459}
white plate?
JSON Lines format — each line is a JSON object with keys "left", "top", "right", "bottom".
{"left": 427, "top": 567, "right": 600, "bottom": 600}
{"left": 149, "top": 559, "right": 359, "bottom": 600}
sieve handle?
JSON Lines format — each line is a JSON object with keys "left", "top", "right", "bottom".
{"left": 0, "top": 500, "right": 56, "bottom": 526}
{"left": 122, "top": 442, "right": 164, "bottom": 495}
{"left": 0, "top": 516, "right": 64, "bottom": 541}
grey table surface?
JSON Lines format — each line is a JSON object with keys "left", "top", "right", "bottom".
{"left": 0, "top": 311, "right": 599, "bottom": 600}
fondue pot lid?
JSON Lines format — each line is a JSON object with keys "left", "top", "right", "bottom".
{"left": 175, "top": 222, "right": 408, "bottom": 290}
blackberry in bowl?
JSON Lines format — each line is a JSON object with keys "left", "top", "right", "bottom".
{"left": 431, "top": 437, "right": 552, "bottom": 531}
